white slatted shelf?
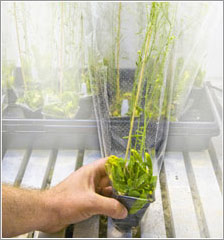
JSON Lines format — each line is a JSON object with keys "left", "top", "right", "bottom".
{"left": 37, "top": 149, "right": 79, "bottom": 238}
{"left": 141, "top": 180, "right": 166, "bottom": 238}
{"left": 50, "top": 150, "right": 79, "bottom": 187}
{"left": 16, "top": 150, "right": 53, "bottom": 238}
{"left": 2, "top": 149, "right": 27, "bottom": 185}
{"left": 107, "top": 217, "right": 132, "bottom": 238}
{"left": 20, "top": 150, "right": 52, "bottom": 189}
{"left": 210, "top": 134, "right": 223, "bottom": 171}
{"left": 164, "top": 152, "right": 200, "bottom": 238}
{"left": 2, "top": 149, "right": 30, "bottom": 238}
{"left": 73, "top": 150, "right": 101, "bottom": 238}
{"left": 189, "top": 151, "right": 223, "bottom": 238}
{"left": 73, "top": 215, "right": 100, "bottom": 238}
{"left": 2, "top": 148, "right": 223, "bottom": 238}
{"left": 209, "top": 134, "right": 223, "bottom": 194}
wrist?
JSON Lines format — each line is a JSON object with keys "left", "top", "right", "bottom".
{"left": 38, "top": 189, "right": 62, "bottom": 233}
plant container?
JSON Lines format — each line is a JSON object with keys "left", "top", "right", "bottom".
{"left": 166, "top": 84, "right": 220, "bottom": 151}
{"left": 2, "top": 83, "right": 220, "bottom": 152}
{"left": 75, "top": 95, "right": 94, "bottom": 119}
{"left": 111, "top": 192, "right": 155, "bottom": 231}
{"left": 3, "top": 104, "right": 25, "bottom": 119}
{"left": 6, "top": 88, "right": 17, "bottom": 104}
{"left": 16, "top": 103, "right": 42, "bottom": 119}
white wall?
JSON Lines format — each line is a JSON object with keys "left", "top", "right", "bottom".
{"left": 206, "top": 2, "right": 223, "bottom": 83}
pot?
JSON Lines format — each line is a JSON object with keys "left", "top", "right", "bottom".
{"left": 3, "top": 104, "right": 25, "bottom": 119}
{"left": 6, "top": 88, "right": 17, "bottom": 105}
{"left": 111, "top": 192, "right": 155, "bottom": 231}
{"left": 18, "top": 104, "right": 43, "bottom": 119}
{"left": 75, "top": 95, "right": 94, "bottom": 119}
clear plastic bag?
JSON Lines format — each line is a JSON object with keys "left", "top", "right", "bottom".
{"left": 87, "top": 2, "right": 176, "bottom": 172}
{"left": 86, "top": 2, "right": 218, "bottom": 231}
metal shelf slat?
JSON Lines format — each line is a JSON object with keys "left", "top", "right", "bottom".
{"left": 73, "top": 150, "right": 101, "bottom": 238}
{"left": 164, "top": 152, "right": 200, "bottom": 238}
{"left": 189, "top": 151, "right": 223, "bottom": 238}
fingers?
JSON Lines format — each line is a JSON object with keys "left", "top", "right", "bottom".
{"left": 101, "top": 186, "right": 113, "bottom": 197}
{"left": 96, "top": 186, "right": 113, "bottom": 196}
{"left": 99, "top": 176, "right": 110, "bottom": 188}
{"left": 93, "top": 194, "right": 128, "bottom": 219}
{"left": 91, "top": 158, "right": 108, "bottom": 177}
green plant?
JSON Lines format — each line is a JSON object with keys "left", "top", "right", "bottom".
{"left": 14, "top": 3, "right": 43, "bottom": 111}
{"left": 115, "top": 3, "right": 122, "bottom": 106}
{"left": 79, "top": 13, "right": 92, "bottom": 95}
{"left": 39, "top": 3, "right": 81, "bottom": 118}
{"left": 105, "top": 149, "right": 157, "bottom": 214}
{"left": 13, "top": 2, "right": 28, "bottom": 91}
{"left": 59, "top": 2, "right": 64, "bottom": 96}
{"left": 42, "top": 90, "right": 79, "bottom": 118}
{"left": 2, "top": 60, "right": 15, "bottom": 89}
{"left": 17, "top": 89, "right": 43, "bottom": 110}
{"left": 105, "top": 3, "right": 176, "bottom": 214}
{"left": 126, "top": 2, "right": 176, "bottom": 158}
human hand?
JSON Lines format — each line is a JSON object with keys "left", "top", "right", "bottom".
{"left": 41, "top": 158, "right": 128, "bottom": 233}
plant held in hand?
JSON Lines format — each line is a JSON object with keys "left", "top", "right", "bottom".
{"left": 105, "top": 149, "right": 157, "bottom": 215}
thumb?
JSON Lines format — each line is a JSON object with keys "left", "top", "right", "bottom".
{"left": 93, "top": 194, "right": 128, "bottom": 219}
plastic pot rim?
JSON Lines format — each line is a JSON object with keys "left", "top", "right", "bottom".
{"left": 112, "top": 189, "right": 156, "bottom": 204}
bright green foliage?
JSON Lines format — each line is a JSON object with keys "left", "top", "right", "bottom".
{"left": 105, "top": 149, "right": 157, "bottom": 214}
{"left": 2, "top": 61, "right": 15, "bottom": 89}
{"left": 17, "top": 89, "right": 43, "bottom": 111}
{"left": 42, "top": 91, "right": 79, "bottom": 118}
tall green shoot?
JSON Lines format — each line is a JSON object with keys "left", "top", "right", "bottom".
{"left": 13, "top": 2, "right": 27, "bottom": 91}
{"left": 59, "top": 2, "right": 64, "bottom": 96}
{"left": 115, "top": 2, "right": 122, "bottom": 105}
{"left": 125, "top": 10, "right": 152, "bottom": 160}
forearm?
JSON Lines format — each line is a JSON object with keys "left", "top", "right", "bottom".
{"left": 2, "top": 185, "right": 53, "bottom": 238}
{"left": 2, "top": 159, "right": 127, "bottom": 237}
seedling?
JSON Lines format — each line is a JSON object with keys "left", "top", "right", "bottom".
{"left": 106, "top": 149, "right": 157, "bottom": 214}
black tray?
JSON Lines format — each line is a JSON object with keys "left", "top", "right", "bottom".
{"left": 166, "top": 85, "right": 220, "bottom": 151}
{"left": 2, "top": 84, "right": 220, "bottom": 153}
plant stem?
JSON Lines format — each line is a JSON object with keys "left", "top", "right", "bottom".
{"left": 140, "top": 4, "right": 175, "bottom": 156}
{"left": 80, "top": 13, "right": 85, "bottom": 80}
{"left": 116, "top": 3, "right": 122, "bottom": 106}
{"left": 59, "top": 2, "right": 64, "bottom": 96}
{"left": 13, "top": 2, "right": 27, "bottom": 91}
{"left": 125, "top": 26, "right": 152, "bottom": 160}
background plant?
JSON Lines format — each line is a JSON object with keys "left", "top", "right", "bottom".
{"left": 13, "top": 2, "right": 44, "bottom": 111}
{"left": 2, "top": 60, "right": 15, "bottom": 90}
